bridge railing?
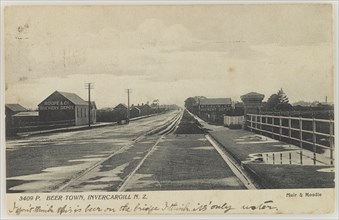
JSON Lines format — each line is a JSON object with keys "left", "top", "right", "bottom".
{"left": 246, "top": 113, "right": 335, "bottom": 165}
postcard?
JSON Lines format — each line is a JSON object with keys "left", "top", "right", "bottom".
{"left": 2, "top": 3, "right": 337, "bottom": 217}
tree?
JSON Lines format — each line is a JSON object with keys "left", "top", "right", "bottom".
{"left": 277, "top": 88, "right": 289, "bottom": 103}
{"left": 276, "top": 103, "right": 292, "bottom": 111}
{"left": 265, "top": 94, "right": 280, "bottom": 111}
{"left": 264, "top": 88, "right": 291, "bottom": 111}
{"left": 184, "top": 97, "right": 198, "bottom": 111}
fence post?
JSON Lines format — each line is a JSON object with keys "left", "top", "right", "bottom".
{"left": 288, "top": 112, "right": 292, "bottom": 146}
{"left": 312, "top": 113, "right": 317, "bottom": 165}
{"left": 260, "top": 115, "right": 263, "bottom": 135}
{"left": 279, "top": 112, "right": 282, "bottom": 141}
{"left": 271, "top": 115, "right": 274, "bottom": 139}
{"left": 299, "top": 112, "right": 303, "bottom": 165}
{"left": 329, "top": 112, "right": 334, "bottom": 165}
{"left": 250, "top": 115, "right": 253, "bottom": 132}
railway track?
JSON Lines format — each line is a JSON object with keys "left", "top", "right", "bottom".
{"left": 117, "top": 110, "right": 184, "bottom": 191}
{"left": 54, "top": 109, "right": 183, "bottom": 192}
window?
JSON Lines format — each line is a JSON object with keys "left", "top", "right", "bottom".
{"left": 84, "top": 108, "right": 87, "bottom": 117}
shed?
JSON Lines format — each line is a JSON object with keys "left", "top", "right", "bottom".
{"left": 130, "top": 106, "right": 141, "bottom": 118}
{"left": 38, "top": 91, "right": 96, "bottom": 126}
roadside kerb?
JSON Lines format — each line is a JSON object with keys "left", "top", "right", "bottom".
{"left": 206, "top": 133, "right": 265, "bottom": 189}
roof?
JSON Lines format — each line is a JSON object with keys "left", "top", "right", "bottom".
{"left": 5, "top": 104, "right": 27, "bottom": 112}
{"left": 241, "top": 92, "right": 265, "bottom": 100}
{"left": 199, "top": 98, "right": 232, "bottom": 105}
{"left": 12, "top": 111, "right": 39, "bottom": 117}
{"left": 90, "top": 101, "right": 97, "bottom": 109}
{"left": 140, "top": 104, "right": 151, "bottom": 110}
{"left": 114, "top": 103, "right": 127, "bottom": 109}
{"left": 131, "top": 106, "right": 141, "bottom": 111}
{"left": 58, "top": 91, "right": 88, "bottom": 105}
{"left": 39, "top": 91, "right": 88, "bottom": 106}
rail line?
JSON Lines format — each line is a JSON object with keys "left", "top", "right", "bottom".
{"left": 116, "top": 111, "right": 183, "bottom": 191}
{"left": 54, "top": 109, "right": 183, "bottom": 192}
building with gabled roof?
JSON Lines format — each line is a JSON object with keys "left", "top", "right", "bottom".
{"left": 198, "top": 98, "right": 232, "bottom": 123}
{"left": 114, "top": 103, "right": 127, "bottom": 111}
{"left": 113, "top": 103, "right": 128, "bottom": 121}
{"left": 130, "top": 106, "right": 141, "bottom": 118}
{"left": 5, "top": 104, "right": 29, "bottom": 135}
{"left": 5, "top": 104, "right": 28, "bottom": 113}
{"left": 139, "top": 103, "right": 152, "bottom": 115}
{"left": 38, "top": 90, "right": 96, "bottom": 126}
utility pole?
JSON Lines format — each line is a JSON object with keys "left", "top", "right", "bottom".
{"left": 85, "top": 83, "right": 94, "bottom": 127}
{"left": 126, "top": 89, "right": 132, "bottom": 123}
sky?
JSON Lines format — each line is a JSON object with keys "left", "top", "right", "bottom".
{"left": 4, "top": 4, "right": 334, "bottom": 109}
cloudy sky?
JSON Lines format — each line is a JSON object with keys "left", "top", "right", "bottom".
{"left": 5, "top": 4, "right": 334, "bottom": 109}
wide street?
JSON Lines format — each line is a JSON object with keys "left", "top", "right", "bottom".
{"left": 6, "top": 109, "right": 247, "bottom": 193}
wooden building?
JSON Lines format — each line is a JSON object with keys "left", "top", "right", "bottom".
{"left": 113, "top": 103, "right": 128, "bottom": 121}
{"left": 38, "top": 91, "right": 96, "bottom": 126}
{"left": 130, "top": 106, "right": 141, "bottom": 118}
{"left": 12, "top": 111, "right": 39, "bottom": 128}
{"left": 139, "top": 104, "right": 152, "bottom": 115}
{"left": 199, "top": 98, "right": 232, "bottom": 123}
{"left": 5, "top": 104, "right": 28, "bottom": 135}
{"left": 5, "top": 104, "right": 28, "bottom": 126}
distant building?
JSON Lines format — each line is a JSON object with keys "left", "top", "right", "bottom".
{"left": 38, "top": 91, "right": 96, "bottom": 126}
{"left": 12, "top": 111, "right": 39, "bottom": 128}
{"left": 113, "top": 103, "right": 128, "bottom": 120}
{"left": 130, "top": 106, "right": 141, "bottom": 118}
{"left": 5, "top": 104, "right": 28, "bottom": 135}
{"left": 199, "top": 98, "right": 232, "bottom": 123}
{"left": 114, "top": 103, "right": 127, "bottom": 111}
{"left": 139, "top": 104, "right": 152, "bottom": 115}
{"left": 5, "top": 104, "right": 27, "bottom": 118}
{"left": 240, "top": 92, "right": 265, "bottom": 115}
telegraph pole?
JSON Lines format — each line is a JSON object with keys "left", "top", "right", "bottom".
{"left": 126, "top": 89, "right": 132, "bottom": 123}
{"left": 85, "top": 83, "right": 94, "bottom": 127}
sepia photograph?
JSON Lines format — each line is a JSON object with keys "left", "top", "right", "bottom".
{"left": 1, "top": 1, "right": 337, "bottom": 217}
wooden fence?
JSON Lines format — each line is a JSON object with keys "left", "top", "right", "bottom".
{"left": 246, "top": 113, "right": 335, "bottom": 165}
{"left": 224, "top": 116, "right": 244, "bottom": 127}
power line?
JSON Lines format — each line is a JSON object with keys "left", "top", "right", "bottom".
{"left": 85, "top": 83, "right": 94, "bottom": 127}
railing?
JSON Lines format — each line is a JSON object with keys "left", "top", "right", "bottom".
{"left": 246, "top": 113, "right": 335, "bottom": 165}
